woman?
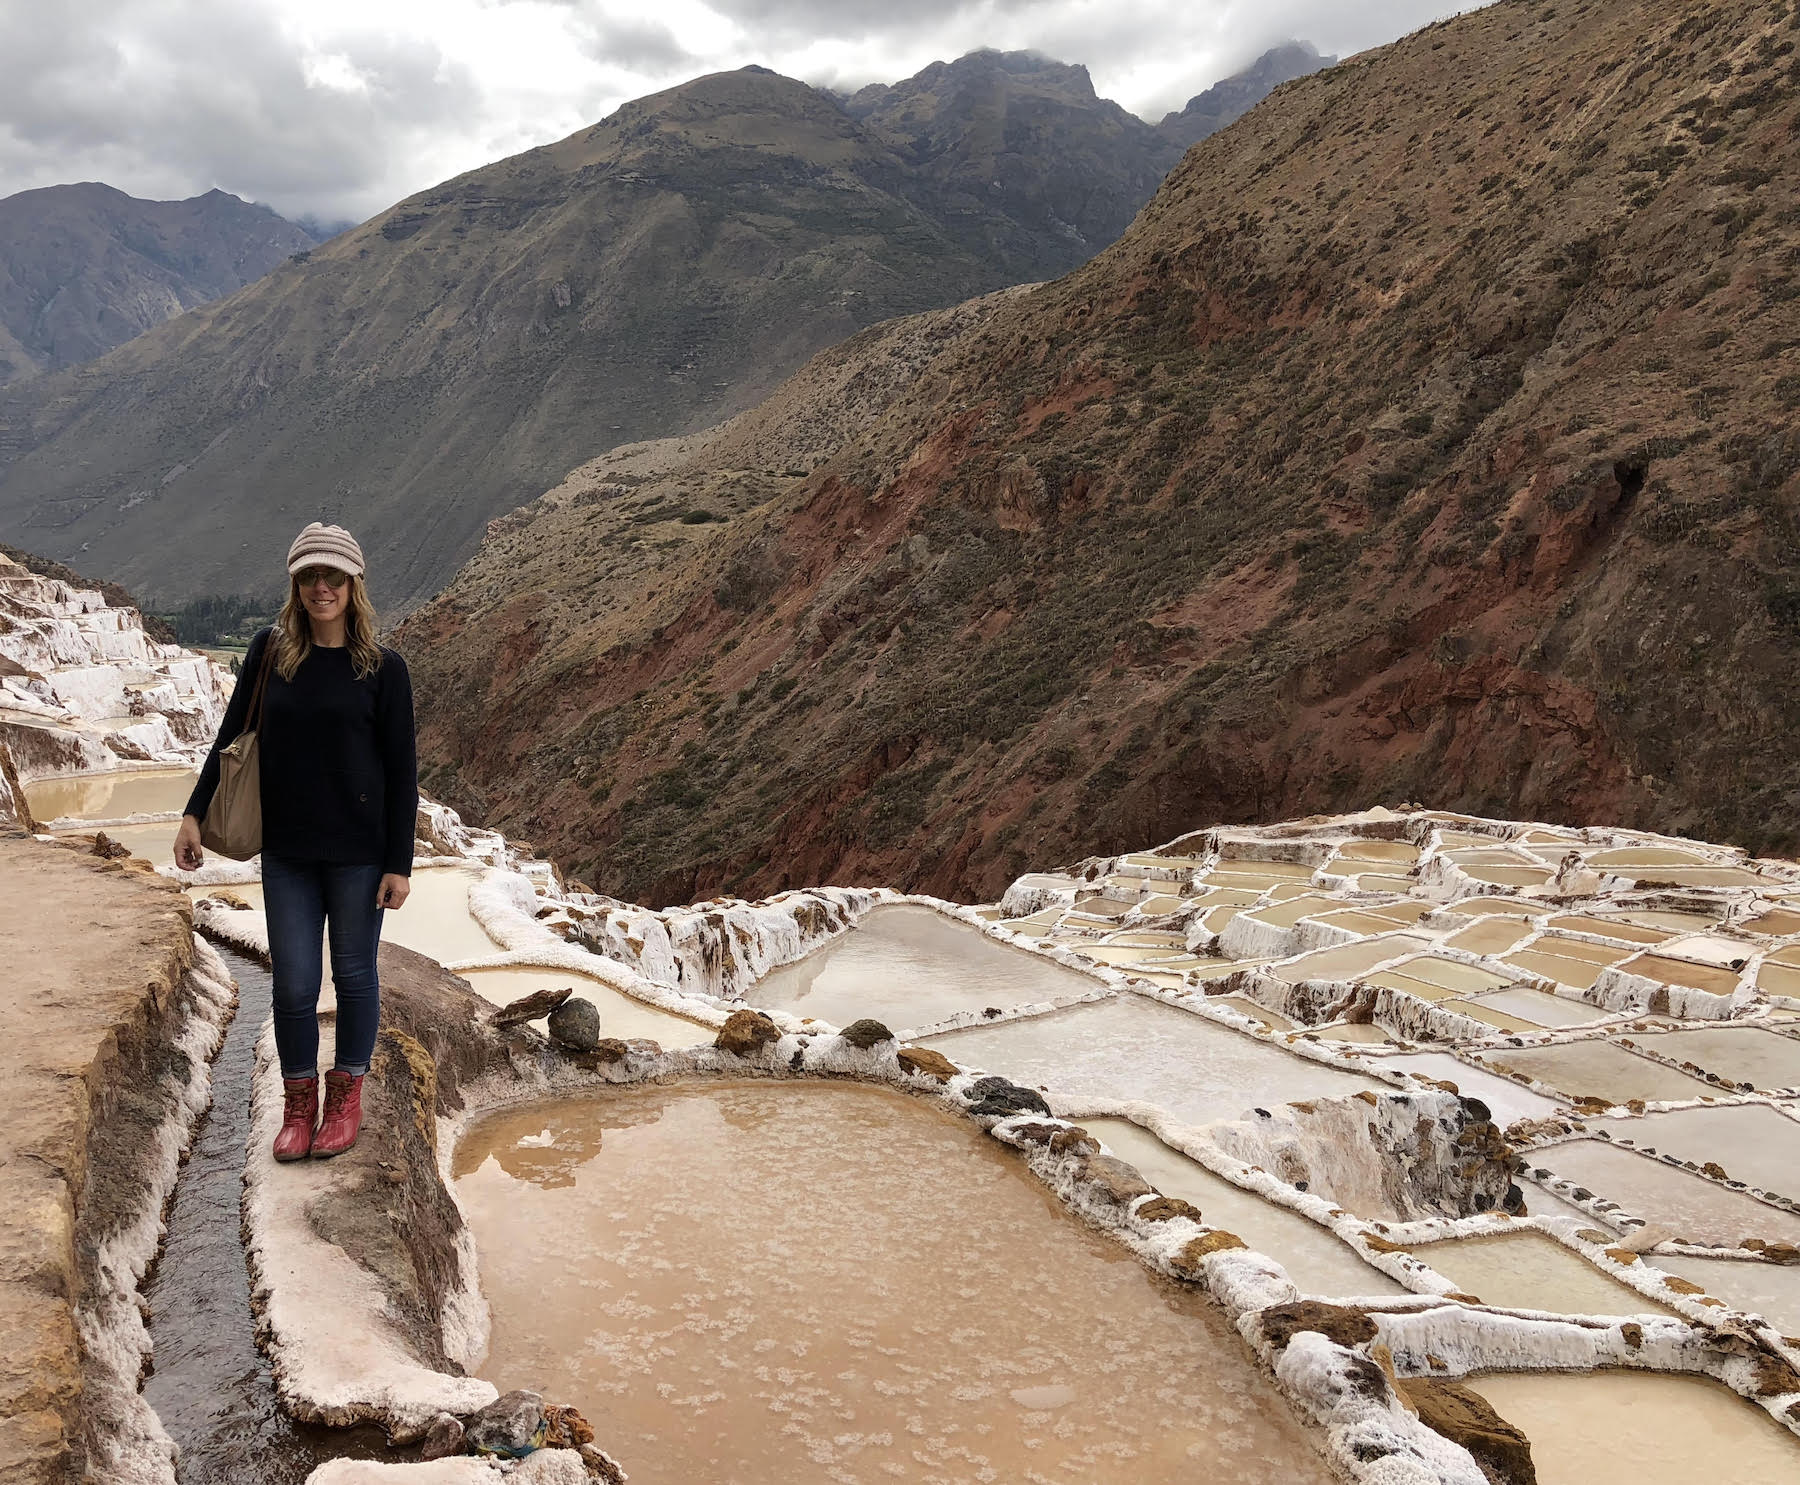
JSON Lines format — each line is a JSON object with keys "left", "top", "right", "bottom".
{"left": 176, "top": 522, "right": 417, "bottom": 1162}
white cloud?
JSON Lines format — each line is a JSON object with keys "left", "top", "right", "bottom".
{"left": 0, "top": 0, "right": 1489, "bottom": 224}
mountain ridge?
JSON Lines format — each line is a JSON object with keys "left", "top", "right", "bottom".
{"left": 0, "top": 43, "right": 1323, "bottom": 612}
{"left": 0, "top": 183, "right": 314, "bottom": 385}
{"left": 396, "top": 0, "right": 1800, "bottom": 906}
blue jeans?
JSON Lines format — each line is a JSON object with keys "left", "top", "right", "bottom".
{"left": 262, "top": 854, "right": 384, "bottom": 1079}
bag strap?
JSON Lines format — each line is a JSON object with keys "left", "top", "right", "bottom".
{"left": 244, "top": 629, "right": 278, "bottom": 733}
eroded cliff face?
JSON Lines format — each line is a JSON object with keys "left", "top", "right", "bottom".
{"left": 403, "top": 0, "right": 1800, "bottom": 907}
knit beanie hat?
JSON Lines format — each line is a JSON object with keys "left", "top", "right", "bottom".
{"left": 287, "top": 522, "right": 365, "bottom": 577}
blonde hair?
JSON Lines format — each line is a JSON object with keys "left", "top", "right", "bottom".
{"left": 273, "top": 572, "right": 383, "bottom": 681}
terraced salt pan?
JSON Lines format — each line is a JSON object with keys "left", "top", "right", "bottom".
{"left": 453, "top": 1083, "right": 1337, "bottom": 1485}
{"left": 1500, "top": 950, "right": 1611, "bottom": 990}
{"left": 1536, "top": 1141, "right": 1800, "bottom": 1246}
{"left": 1547, "top": 914, "right": 1669, "bottom": 945}
{"left": 920, "top": 996, "right": 1385, "bottom": 1127}
{"left": 1448, "top": 1001, "right": 1541, "bottom": 1034}
{"left": 1313, "top": 1022, "right": 1396, "bottom": 1045}
{"left": 1270, "top": 934, "right": 1432, "bottom": 983}
{"left": 1381, "top": 1054, "right": 1563, "bottom": 1125}
{"left": 1631, "top": 1026, "right": 1800, "bottom": 1091}
{"left": 24, "top": 766, "right": 197, "bottom": 821}
{"left": 1466, "top": 1371, "right": 1800, "bottom": 1483}
{"left": 1481, "top": 1041, "right": 1715, "bottom": 1105}
{"left": 1082, "top": 1119, "right": 1407, "bottom": 1298}
{"left": 455, "top": 967, "right": 715, "bottom": 1046}
{"left": 1650, "top": 1254, "right": 1800, "bottom": 1336}
{"left": 746, "top": 903, "right": 1093, "bottom": 1028}
{"left": 379, "top": 867, "right": 503, "bottom": 965}
{"left": 1371, "top": 956, "right": 1514, "bottom": 996}
{"left": 1444, "top": 918, "right": 1535, "bottom": 956}
{"left": 1470, "top": 988, "right": 1612, "bottom": 1029}
{"left": 1404, "top": 1233, "right": 1676, "bottom": 1317}
{"left": 1591, "top": 1104, "right": 1800, "bottom": 1200}
{"left": 1617, "top": 953, "right": 1743, "bottom": 996}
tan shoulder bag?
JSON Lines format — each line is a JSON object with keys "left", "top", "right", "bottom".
{"left": 199, "top": 634, "right": 276, "bottom": 861}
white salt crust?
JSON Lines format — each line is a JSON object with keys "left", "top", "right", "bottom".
{"left": 77, "top": 938, "right": 237, "bottom": 1485}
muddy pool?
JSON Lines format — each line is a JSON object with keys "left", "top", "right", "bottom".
{"left": 24, "top": 765, "right": 197, "bottom": 821}
{"left": 452, "top": 1081, "right": 1338, "bottom": 1485}
{"left": 1467, "top": 1370, "right": 1800, "bottom": 1483}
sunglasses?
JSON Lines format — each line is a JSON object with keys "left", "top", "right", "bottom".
{"left": 296, "top": 566, "right": 350, "bottom": 589}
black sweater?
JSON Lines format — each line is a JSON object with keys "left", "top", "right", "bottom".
{"left": 185, "top": 627, "right": 418, "bottom": 876}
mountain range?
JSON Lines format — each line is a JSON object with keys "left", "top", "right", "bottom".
{"left": 395, "top": 0, "right": 1800, "bottom": 904}
{"left": 0, "top": 45, "right": 1328, "bottom": 611}
{"left": 0, "top": 183, "right": 315, "bottom": 385}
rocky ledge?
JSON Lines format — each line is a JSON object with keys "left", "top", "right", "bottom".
{"left": 0, "top": 833, "right": 234, "bottom": 1484}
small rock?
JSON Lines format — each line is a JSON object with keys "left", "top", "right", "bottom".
{"left": 466, "top": 1388, "right": 547, "bottom": 1456}
{"left": 205, "top": 889, "right": 252, "bottom": 910}
{"left": 548, "top": 996, "right": 602, "bottom": 1052}
{"left": 715, "top": 1008, "right": 780, "bottom": 1057}
{"left": 91, "top": 831, "right": 131, "bottom": 860}
{"left": 1620, "top": 1322, "right": 1644, "bottom": 1350}
{"left": 839, "top": 1018, "right": 894, "bottom": 1049}
{"left": 1048, "top": 1126, "right": 1100, "bottom": 1155}
{"left": 591, "top": 1038, "right": 631, "bottom": 1064}
{"left": 1137, "top": 1194, "right": 1203, "bottom": 1223}
{"left": 1396, "top": 1378, "right": 1536, "bottom": 1485}
{"left": 579, "top": 1443, "right": 630, "bottom": 1483}
{"left": 544, "top": 1402, "right": 596, "bottom": 1448}
{"left": 1170, "top": 1230, "right": 1246, "bottom": 1278}
{"left": 896, "top": 1046, "right": 956, "bottom": 1081}
{"left": 492, "top": 986, "right": 574, "bottom": 1028}
{"left": 421, "top": 1412, "right": 464, "bottom": 1460}
{"left": 965, "top": 1076, "right": 1052, "bottom": 1118}
{"left": 1259, "top": 1300, "right": 1378, "bottom": 1350}
{"left": 1076, "top": 1154, "right": 1153, "bottom": 1206}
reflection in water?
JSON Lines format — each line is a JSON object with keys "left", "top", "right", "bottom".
{"left": 746, "top": 903, "right": 1095, "bottom": 1028}
{"left": 454, "top": 1082, "right": 1337, "bottom": 1485}
{"left": 24, "top": 767, "right": 197, "bottom": 821}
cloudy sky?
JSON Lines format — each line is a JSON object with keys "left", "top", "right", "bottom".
{"left": 0, "top": 0, "right": 1482, "bottom": 227}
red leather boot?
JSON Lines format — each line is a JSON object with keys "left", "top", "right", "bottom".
{"left": 273, "top": 1077, "right": 318, "bottom": 1162}
{"left": 312, "top": 1070, "right": 364, "bottom": 1159}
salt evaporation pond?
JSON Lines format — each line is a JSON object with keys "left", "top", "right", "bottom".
{"left": 1482, "top": 1041, "right": 1715, "bottom": 1105}
{"left": 1650, "top": 1254, "right": 1800, "bottom": 1336}
{"left": 1083, "top": 1119, "right": 1407, "bottom": 1298}
{"left": 746, "top": 903, "right": 1096, "bottom": 1029}
{"left": 377, "top": 866, "right": 502, "bottom": 964}
{"left": 24, "top": 766, "right": 197, "bottom": 821}
{"left": 1380, "top": 1053, "right": 1564, "bottom": 1125}
{"left": 1405, "top": 1233, "right": 1675, "bottom": 1316}
{"left": 919, "top": 995, "right": 1385, "bottom": 1127}
{"left": 1633, "top": 1026, "right": 1800, "bottom": 1091}
{"left": 1467, "top": 1370, "right": 1800, "bottom": 1483}
{"left": 1591, "top": 1104, "right": 1800, "bottom": 1200}
{"left": 456, "top": 966, "right": 715, "bottom": 1046}
{"left": 453, "top": 1082, "right": 1337, "bottom": 1485}
{"left": 1535, "top": 1141, "right": 1800, "bottom": 1246}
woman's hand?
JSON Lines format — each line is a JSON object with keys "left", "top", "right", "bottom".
{"left": 174, "top": 816, "right": 204, "bottom": 871}
{"left": 378, "top": 873, "right": 411, "bottom": 910}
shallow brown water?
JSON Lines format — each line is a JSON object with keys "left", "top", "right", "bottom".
{"left": 454, "top": 1081, "right": 1336, "bottom": 1485}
